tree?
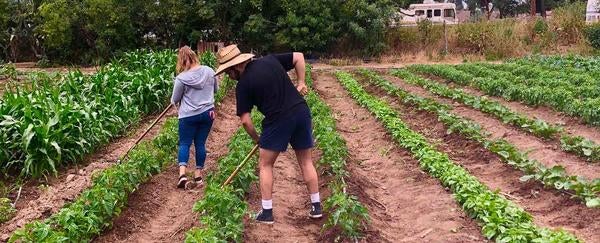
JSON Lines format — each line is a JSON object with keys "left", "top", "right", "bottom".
{"left": 38, "top": 0, "right": 137, "bottom": 63}
{"left": 273, "top": 0, "right": 337, "bottom": 53}
{"left": 393, "top": 0, "right": 422, "bottom": 8}
{"left": 0, "top": 0, "right": 9, "bottom": 61}
{"left": 493, "top": 0, "right": 528, "bottom": 18}
{"left": 6, "top": 0, "right": 42, "bottom": 62}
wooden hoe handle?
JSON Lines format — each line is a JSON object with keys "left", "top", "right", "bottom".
{"left": 120, "top": 103, "right": 173, "bottom": 162}
{"left": 222, "top": 144, "right": 260, "bottom": 188}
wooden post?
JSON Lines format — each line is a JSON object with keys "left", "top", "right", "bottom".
{"left": 444, "top": 20, "right": 448, "bottom": 55}
{"left": 531, "top": 0, "right": 537, "bottom": 17}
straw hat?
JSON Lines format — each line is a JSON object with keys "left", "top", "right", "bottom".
{"left": 215, "top": 45, "right": 255, "bottom": 75}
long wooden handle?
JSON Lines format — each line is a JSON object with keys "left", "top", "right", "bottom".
{"left": 120, "top": 103, "right": 173, "bottom": 162}
{"left": 222, "top": 144, "right": 259, "bottom": 188}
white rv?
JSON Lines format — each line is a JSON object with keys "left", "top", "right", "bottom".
{"left": 587, "top": 0, "right": 600, "bottom": 23}
{"left": 393, "top": 0, "right": 458, "bottom": 27}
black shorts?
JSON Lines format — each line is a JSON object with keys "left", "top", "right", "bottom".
{"left": 259, "top": 105, "right": 314, "bottom": 152}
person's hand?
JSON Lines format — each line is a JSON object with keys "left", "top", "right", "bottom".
{"left": 209, "top": 110, "right": 216, "bottom": 120}
{"left": 296, "top": 83, "right": 308, "bottom": 96}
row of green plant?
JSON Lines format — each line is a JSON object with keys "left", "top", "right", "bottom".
{"left": 0, "top": 50, "right": 176, "bottom": 178}
{"left": 453, "top": 63, "right": 596, "bottom": 102}
{"left": 512, "top": 55, "right": 600, "bottom": 74}
{"left": 454, "top": 63, "right": 600, "bottom": 127}
{"left": 480, "top": 62, "right": 600, "bottom": 87}
{"left": 462, "top": 62, "right": 600, "bottom": 101}
{"left": 387, "top": 68, "right": 600, "bottom": 163}
{"left": 184, "top": 112, "right": 262, "bottom": 242}
{"left": 186, "top": 66, "right": 370, "bottom": 242}
{"left": 8, "top": 117, "right": 178, "bottom": 242}
{"left": 8, "top": 59, "right": 232, "bottom": 240}
{"left": 305, "top": 65, "right": 369, "bottom": 240}
{"left": 335, "top": 71, "right": 580, "bottom": 242}
{"left": 408, "top": 64, "right": 600, "bottom": 127}
{"left": 357, "top": 70, "right": 600, "bottom": 208}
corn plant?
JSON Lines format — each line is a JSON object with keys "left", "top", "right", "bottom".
{"left": 0, "top": 50, "right": 176, "bottom": 178}
{"left": 336, "top": 71, "right": 580, "bottom": 242}
{"left": 7, "top": 51, "right": 228, "bottom": 241}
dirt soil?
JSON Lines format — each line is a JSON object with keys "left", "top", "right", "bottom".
{"left": 243, "top": 150, "right": 328, "bottom": 242}
{"left": 360, "top": 74, "right": 600, "bottom": 242}
{"left": 94, "top": 95, "right": 240, "bottom": 243}
{"left": 313, "top": 72, "right": 485, "bottom": 243}
{"left": 0, "top": 109, "right": 177, "bottom": 242}
{"left": 380, "top": 73, "right": 600, "bottom": 180}
{"left": 422, "top": 73, "right": 600, "bottom": 145}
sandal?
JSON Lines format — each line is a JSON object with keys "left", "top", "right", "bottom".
{"left": 177, "top": 175, "right": 188, "bottom": 188}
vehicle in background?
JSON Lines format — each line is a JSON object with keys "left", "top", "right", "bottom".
{"left": 392, "top": 0, "right": 458, "bottom": 27}
{"left": 587, "top": 0, "right": 600, "bottom": 23}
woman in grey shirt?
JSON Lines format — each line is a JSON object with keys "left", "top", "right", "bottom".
{"left": 171, "top": 46, "right": 217, "bottom": 188}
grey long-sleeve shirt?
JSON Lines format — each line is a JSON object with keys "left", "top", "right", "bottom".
{"left": 171, "top": 65, "right": 218, "bottom": 119}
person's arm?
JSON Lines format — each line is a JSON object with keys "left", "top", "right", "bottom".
{"left": 171, "top": 79, "right": 184, "bottom": 107}
{"left": 292, "top": 52, "right": 306, "bottom": 93}
{"left": 240, "top": 112, "right": 259, "bottom": 144}
{"left": 292, "top": 52, "right": 307, "bottom": 95}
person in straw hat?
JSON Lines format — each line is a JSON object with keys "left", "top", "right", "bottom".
{"left": 215, "top": 44, "right": 321, "bottom": 224}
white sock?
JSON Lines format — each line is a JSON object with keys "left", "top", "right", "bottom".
{"left": 310, "top": 192, "right": 320, "bottom": 203}
{"left": 262, "top": 199, "right": 273, "bottom": 210}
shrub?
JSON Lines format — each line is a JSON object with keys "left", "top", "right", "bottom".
{"left": 549, "top": 2, "right": 586, "bottom": 45}
{"left": 385, "top": 27, "right": 420, "bottom": 53}
{"left": 454, "top": 19, "right": 521, "bottom": 60}
{"left": 585, "top": 23, "right": 600, "bottom": 50}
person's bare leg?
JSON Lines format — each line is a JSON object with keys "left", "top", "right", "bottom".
{"left": 294, "top": 148, "right": 319, "bottom": 194}
{"left": 259, "top": 148, "right": 280, "bottom": 200}
{"left": 179, "top": 165, "right": 186, "bottom": 176}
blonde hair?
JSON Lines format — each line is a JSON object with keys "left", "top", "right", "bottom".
{"left": 176, "top": 46, "right": 199, "bottom": 74}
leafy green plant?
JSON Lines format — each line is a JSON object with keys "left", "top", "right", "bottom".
{"left": 561, "top": 135, "right": 600, "bottom": 162}
{"left": 200, "top": 51, "right": 217, "bottom": 69}
{"left": 305, "top": 65, "right": 369, "bottom": 240}
{"left": 390, "top": 68, "right": 600, "bottom": 162}
{"left": 9, "top": 118, "right": 178, "bottom": 242}
{"left": 0, "top": 63, "right": 18, "bottom": 81}
{"left": 185, "top": 112, "right": 262, "bottom": 243}
{"left": 0, "top": 197, "right": 16, "bottom": 224}
{"left": 410, "top": 63, "right": 600, "bottom": 127}
{"left": 584, "top": 23, "right": 600, "bottom": 50}
{"left": 335, "top": 71, "right": 579, "bottom": 242}
{"left": 359, "top": 70, "right": 600, "bottom": 208}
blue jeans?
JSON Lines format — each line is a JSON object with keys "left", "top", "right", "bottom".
{"left": 178, "top": 109, "right": 213, "bottom": 169}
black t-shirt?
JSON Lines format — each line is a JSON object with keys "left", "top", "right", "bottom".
{"left": 236, "top": 53, "right": 306, "bottom": 125}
